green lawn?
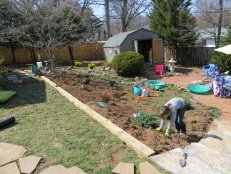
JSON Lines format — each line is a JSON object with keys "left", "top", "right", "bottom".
{"left": 0, "top": 75, "right": 146, "bottom": 173}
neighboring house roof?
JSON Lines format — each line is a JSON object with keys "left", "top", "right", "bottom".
{"left": 197, "top": 27, "right": 228, "bottom": 40}
{"left": 103, "top": 28, "right": 155, "bottom": 48}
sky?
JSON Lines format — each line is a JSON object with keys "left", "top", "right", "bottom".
{"left": 92, "top": 4, "right": 105, "bottom": 19}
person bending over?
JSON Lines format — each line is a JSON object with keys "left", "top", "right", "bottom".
{"left": 156, "top": 97, "right": 187, "bottom": 137}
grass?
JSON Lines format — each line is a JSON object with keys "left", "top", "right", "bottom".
{"left": 0, "top": 75, "right": 145, "bottom": 174}
{"left": 209, "top": 106, "right": 221, "bottom": 119}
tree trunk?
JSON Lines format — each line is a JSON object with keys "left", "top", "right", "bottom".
{"left": 68, "top": 46, "right": 74, "bottom": 65}
{"left": 30, "top": 48, "right": 36, "bottom": 64}
{"left": 105, "top": 0, "right": 111, "bottom": 38}
{"left": 10, "top": 42, "right": 16, "bottom": 64}
{"left": 47, "top": 48, "right": 55, "bottom": 72}
{"left": 121, "top": 0, "right": 128, "bottom": 32}
{"left": 217, "top": 0, "right": 223, "bottom": 47}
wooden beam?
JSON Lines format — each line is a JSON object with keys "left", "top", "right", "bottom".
{"left": 41, "top": 76, "right": 155, "bottom": 157}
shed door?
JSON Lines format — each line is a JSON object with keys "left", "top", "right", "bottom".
{"left": 152, "top": 39, "right": 162, "bottom": 63}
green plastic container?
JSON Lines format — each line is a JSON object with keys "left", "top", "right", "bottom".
{"left": 145, "top": 81, "right": 166, "bottom": 89}
{"left": 187, "top": 85, "right": 210, "bottom": 94}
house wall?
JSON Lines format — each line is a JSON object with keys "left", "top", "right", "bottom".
{"left": 206, "top": 38, "right": 216, "bottom": 47}
{"left": 104, "top": 47, "right": 120, "bottom": 62}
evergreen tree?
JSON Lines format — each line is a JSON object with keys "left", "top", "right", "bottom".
{"left": 210, "top": 22, "right": 231, "bottom": 72}
{"left": 150, "top": 0, "right": 198, "bottom": 47}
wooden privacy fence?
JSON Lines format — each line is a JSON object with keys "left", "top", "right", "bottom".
{"left": 0, "top": 43, "right": 105, "bottom": 65}
{"left": 175, "top": 47, "right": 215, "bottom": 66}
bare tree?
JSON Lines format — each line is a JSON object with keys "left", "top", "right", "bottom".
{"left": 127, "top": 15, "right": 149, "bottom": 30}
{"left": 11, "top": 0, "right": 86, "bottom": 70}
{"left": 105, "top": 0, "right": 111, "bottom": 38}
{"left": 217, "top": 0, "right": 223, "bottom": 46}
{"left": 194, "top": 0, "right": 231, "bottom": 46}
{"left": 110, "top": 0, "right": 152, "bottom": 32}
{"left": 0, "top": 0, "right": 21, "bottom": 43}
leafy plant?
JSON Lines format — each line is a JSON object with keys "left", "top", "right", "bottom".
{"left": 135, "top": 113, "right": 159, "bottom": 128}
{"left": 109, "top": 79, "right": 116, "bottom": 87}
{"left": 112, "top": 51, "right": 144, "bottom": 76}
{"left": 105, "top": 60, "right": 112, "bottom": 68}
{"left": 74, "top": 61, "right": 82, "bottom": 67}
{"left": 88, "top": 63, "right": 96, "bottom": 69}
{"left": 83, "top": 74, "right": 90, "bottom": 84}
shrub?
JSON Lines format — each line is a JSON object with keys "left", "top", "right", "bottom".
{"left": 135, "top": 113, "right": 159, "bottom": 128}
{"left": 210, "top": 51, "right": 231, "bottom": 72}
{"left": 88, "top": 63, "right": 96, "bottom": 69}
{"left": 112, "top": 51, "right": 144, "bottom": 76}
{"left": 74, "top": 61, "right": 82, "bottom": 67}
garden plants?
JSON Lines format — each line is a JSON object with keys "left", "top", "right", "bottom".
{"left": 88, "top": 63, "right": 96, "bottom": 69}
{"left": 74, "top": 61, "right": 82, "bottom": 67}
{"left": 135, "top": 113, "right": 159, "bottom": 128}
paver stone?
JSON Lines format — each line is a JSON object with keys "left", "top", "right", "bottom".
{"left": 0, "top": 143, "right": 26, "bottom": 166}
{"left": 67, "top": 167, "right": 86, "bottom": 174}
{"left": 19, "top": 155, "right": 42, "bottom": 174}
{"left": 39, "top": 165, "right": 67, "bottom": 174}
{"left": 139, "top": 161, "right": 161, "bottom": 174}
{"left": 112, "top": 162, "right": 134, "bottom": 174}
{"left": 0, "top": 162, "right": 20, "bottom": 174}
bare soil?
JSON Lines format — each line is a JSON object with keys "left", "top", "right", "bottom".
{"left": 47, "top": 72, "right": 216, "bottom": 154}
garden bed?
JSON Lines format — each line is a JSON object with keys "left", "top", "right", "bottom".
{"left": 47, "top": 71, "right": 217, "bottom": 154}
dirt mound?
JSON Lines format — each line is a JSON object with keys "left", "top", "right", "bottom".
{"left": 47, "top": 72, "right": 215, "bottom": 154}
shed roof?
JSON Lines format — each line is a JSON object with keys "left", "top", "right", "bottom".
{"left": 104, "top": 28, "right": 155, "bottom": 48}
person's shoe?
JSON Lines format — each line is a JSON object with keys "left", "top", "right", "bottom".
{"left": 155, "top": 127, "right": 162, "bottom": 131}
{"left": 164, "top": 129, "right": 170, "bottom": 137}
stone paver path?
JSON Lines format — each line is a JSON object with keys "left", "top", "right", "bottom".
{"left": 0, "top": 143, "right": 26, "bottom": 166}
{"left": 150, "top": 67, "right": 231, "bottom": 174}
{"left": 0, "top": 142, "right": 86, "bottom": 174}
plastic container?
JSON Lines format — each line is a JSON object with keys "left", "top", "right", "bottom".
{"left": 145, "top": 81, "right": 166, "bottom": 89}
{"left": 37, "top": 62, "right": 43, "bottom": 68}
{"left": 31, "top": 65, "right": 39, "bottom": 74}
{"left": 133, "top": 112, "right": 141, "bottom": 118}
{"left": 187, "top": 85, "right": 211, "bottom": 94}
{"left": 134, "top": 86, "right": 142, "bottom": 96}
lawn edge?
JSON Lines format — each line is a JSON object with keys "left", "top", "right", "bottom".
{"left": 41, "top": 76, "right": 155, "bottom": 158}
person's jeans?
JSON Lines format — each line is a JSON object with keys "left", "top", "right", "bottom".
{"left": 175, "top": 105, "right": 187, "bottom": 133}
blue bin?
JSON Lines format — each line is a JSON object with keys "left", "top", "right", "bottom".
{"left": 134, "top": 86, "right": 142, "bottom": 96}
{"left": 31, "top": 65, "right": 39, "bottom": 74}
